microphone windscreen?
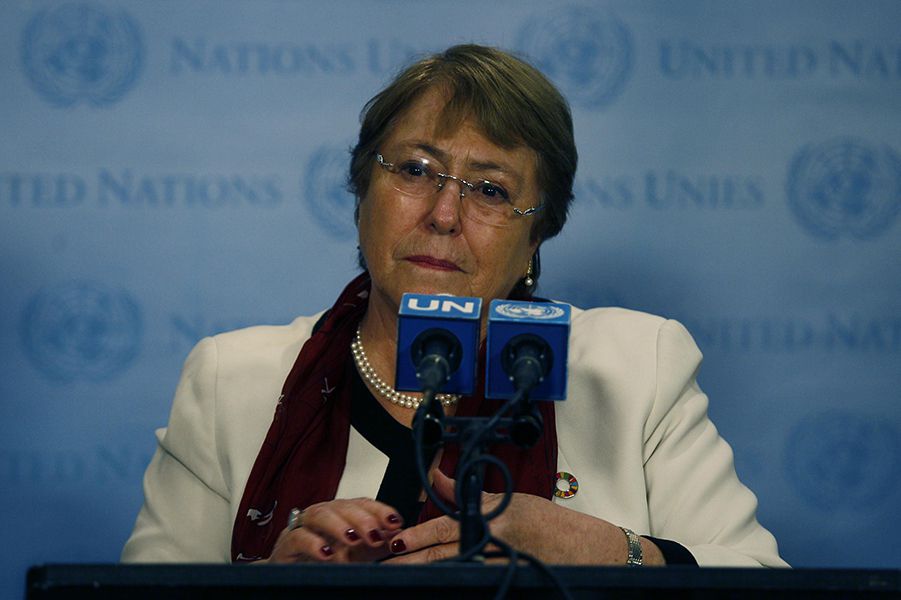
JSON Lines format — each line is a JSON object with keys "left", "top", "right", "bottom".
{"left": 396, "top": 293, "right": 482, "bottom": 394}
{"left": 486, "top": 300, "right": 570, "bottom": 400}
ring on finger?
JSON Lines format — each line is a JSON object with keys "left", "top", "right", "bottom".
{"left": 287, "top": 507, "right": 304, "bottom": 531}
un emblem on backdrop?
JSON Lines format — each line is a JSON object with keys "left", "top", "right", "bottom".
{"left": 20, "top": 3, "right": 144, "bottom": 107}
{"left": 786, "top": 138, "right": 901, "bottom": 240}
{"left": 304, "top": 145, "right": 357, "bottom": 239}
{"left": 785, "top": 411, "right": 900, "bottom": 511}
{"left": 19, "top": 282, "right": 142, "bottom": 382}
{"left": 516, "top": 6, "right": 633, "bottom": 109}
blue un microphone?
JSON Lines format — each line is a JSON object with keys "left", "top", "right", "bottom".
{"left": 397, "top": 293, "right": 481, "bottom": 446}
{"left": 396, "top": 293, "right": 482, "bottom": 394}
{"left": 486, "top": 299, "right": 570, "bottom": 400}
{"left": 486, "top": 299, "right": 570, "bottom": 447}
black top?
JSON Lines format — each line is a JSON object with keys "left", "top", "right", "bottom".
{"left": 349, "top": 367, "right": 434, "bottom": 526}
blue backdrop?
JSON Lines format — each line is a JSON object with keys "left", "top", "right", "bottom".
{"left": 2, "top": 1, "right": 900, "bottom": 596}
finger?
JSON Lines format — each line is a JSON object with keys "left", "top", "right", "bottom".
{"left": 433, "top": 469, "right": 502, "bottom": 515}
{"left": 302, "top": 499, "right": 402, "bottom": 548}
{"left": 340, "top": 498, "right": 405, "bottom": 531}
{"left": 383, "top": 542, "right": 459, "bottom": 565}
{"left": 431, "top": 468, "right": 457, "bottom": 503}
{"left": 341, "top": 498, "right": 403, "bottom": 546}
{"left": 388, "top": 515, "right": 458, "bottom": 556}
{"left": 349, "top": 530, "right": 400, "bottom": 563}
{"left": 269, "top": 527, "right": 337, "bottom": 563}
{"left": 298, "top": 503, "right": 357, "bottom": 547}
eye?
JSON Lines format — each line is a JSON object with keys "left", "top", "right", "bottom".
{"left": 474, "top": 181, "right": 510, "bottom": 204}
{"left": 398, "top": 159, "right": 432, "bottom": 179}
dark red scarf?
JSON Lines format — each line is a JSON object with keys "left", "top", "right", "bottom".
{"left": 231, "top": 273, "right": 558, "bottom": 562}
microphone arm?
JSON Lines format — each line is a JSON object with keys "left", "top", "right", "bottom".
{"left": 411, "top": 328, "right": 462, "bottom": 447}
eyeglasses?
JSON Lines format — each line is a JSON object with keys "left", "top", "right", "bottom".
{"left": 375, "top": 152, "right": 543, "bottom": 227}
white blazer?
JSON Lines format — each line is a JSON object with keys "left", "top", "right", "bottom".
{"left": 121, "top": 305, "right": 787, "bottom": 567}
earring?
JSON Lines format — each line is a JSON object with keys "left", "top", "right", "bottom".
{"left": 523, "top": 257, "right": 535, "bottom": 288}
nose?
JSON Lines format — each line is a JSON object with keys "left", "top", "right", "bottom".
{"left": 427, "top": 177, "right": 464, "bottom": 235}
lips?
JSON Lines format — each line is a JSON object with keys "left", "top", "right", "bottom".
{"left": 405, "top": 255, "right": 463, "bottom": 271}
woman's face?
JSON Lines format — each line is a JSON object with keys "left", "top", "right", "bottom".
{"left": 358, "top": 88, "right": 541, "bottom": 311}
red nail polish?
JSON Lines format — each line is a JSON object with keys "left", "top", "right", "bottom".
{"left": 387, "top": 513, "right": 401, "bottom": 525}
{"left": 345, "top": 528, "right": 360, "bottom": 542}
{"left": 320, "top": 545, "right": 334, "bottom": 557}
{"left": 369, "top": 529, "right": 384, "bottom": 543}
{"left": 390, "top": 539, "right": 406, "bottom": 554}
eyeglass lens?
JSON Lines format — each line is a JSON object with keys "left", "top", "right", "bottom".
{"left": 379, "top": 154, "right": 524, "bottom": 226}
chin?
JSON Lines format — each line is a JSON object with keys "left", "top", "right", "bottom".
{"left": 389, "top": 270, "right": 464, "bottom": 296}
{"left": 401, "top": 283, "right": 466, "bottom": 297}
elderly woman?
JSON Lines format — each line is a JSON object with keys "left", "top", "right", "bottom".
{"left": 122, "top": 45, "right": 785, "bottom": 568}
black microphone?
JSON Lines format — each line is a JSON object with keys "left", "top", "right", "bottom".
{"left": 501, "top": 333, "right": 553, "bottom": 394}
{"left": 411, "top": 327, "right": 463, "bottom": 394}
{"left": 500, "top": 334, "right": 552, "bottom": 448}
{"left": 411, "top": 328, "right": 463, "bottom": 447}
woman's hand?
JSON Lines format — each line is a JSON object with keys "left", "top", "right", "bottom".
{"left": 383, "top": 470, "right": 664, "bottom": 566}
{"left": 262, "top": 498, "right": 404, "bottom": 563}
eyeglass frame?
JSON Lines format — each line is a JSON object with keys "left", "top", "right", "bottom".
{"left": 374, "top": 152, "right": 544, "bottom": 218}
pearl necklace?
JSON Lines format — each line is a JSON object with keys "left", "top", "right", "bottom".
{"left": 351, "top": 325, "right": 460, "bottom": 410}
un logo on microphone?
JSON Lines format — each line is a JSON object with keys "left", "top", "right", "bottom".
{"left": 20, "top": 3, "right": 144, "bottom": 107}
{"left": 786, "top": 138, "right": 901, "bottom": 240}
{"left": 19, "top": 282, "right": 143, "bottom": 382}
{"left": 785, "top": 410, "right": 900, "bottom": 511}
{"left": 494, "top": 303, "right": 566, "bottom": 320}
{"left": 304, "top": 145, "right": 357, "bottom": 239}
{"left": 516, "top": 6, "right": 633, "bottom": 109}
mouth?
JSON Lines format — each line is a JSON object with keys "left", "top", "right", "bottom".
{"left": 404, "top": 255, "right": 463, "bottom": 272}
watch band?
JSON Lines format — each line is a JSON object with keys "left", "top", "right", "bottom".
{"left": 620, "top": 527, "right": 643, "bottom": 566}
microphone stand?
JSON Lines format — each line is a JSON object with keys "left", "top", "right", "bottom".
{"left": 455, "top": 420, "right": 488, "bottom": 557}
{"left": 412, "top": 332, "right": 549, "bottom": 560}
{"left": 407, "top": 318, "right": 572, "bottom": 597}
{"left": 413, "top": 387, "right": 540, "bottom": 561}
